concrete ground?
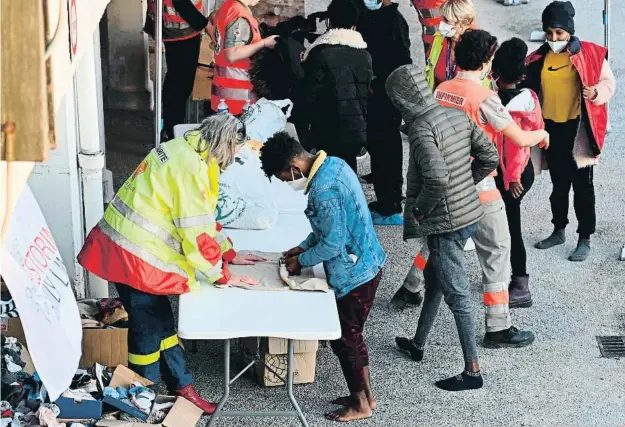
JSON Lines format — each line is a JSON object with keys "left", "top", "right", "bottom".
{"left": 104, "top": 0, "right": 625, "bottom": 425}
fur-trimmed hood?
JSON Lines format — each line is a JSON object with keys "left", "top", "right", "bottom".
{"left": 302, "top": 28, "right": 367, "bottom": 61}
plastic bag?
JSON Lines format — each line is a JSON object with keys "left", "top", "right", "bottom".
{"left": 241, "top": 98, "right": 293, "bottom": 142}
{"left": 217, "top": 145, "right": 278, "bottom": 230}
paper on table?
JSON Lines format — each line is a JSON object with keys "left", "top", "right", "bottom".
{"left": 227, "top": 252, "right": 329, "bottom": 292}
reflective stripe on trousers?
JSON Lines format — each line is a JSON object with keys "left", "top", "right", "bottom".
{"left": 477, "top": 176, "right": 502, "bottom": 204}
{"left": 128, "top": 334, "right": 180, "bottom": 365}
{"left": 402, "top": 201, "right": 512, "bottom": 332}
{"left": 403, "top": 237, "right": 429, "bottom": 293}
{"left": 111, "top": 196, "right": 182, "bottom": 253}
{"left": 473, "top": 198, "right": 512, "bottom": 332}
{"left": 98, "top": 220, "right": 188, "bottom": 279}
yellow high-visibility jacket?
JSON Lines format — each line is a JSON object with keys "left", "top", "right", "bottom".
{"left": 78, "top": 133, "right": 236, "bottom": 295}
{"left": 425, "top": 32, "right": 493, "bottom": 91}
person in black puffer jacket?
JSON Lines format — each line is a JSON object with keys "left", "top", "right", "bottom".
{"left": 387, "top": 65, "right": 500, "bottom": 392}
{"left": 301, "top": 0, "right": 372, "bottom": 172}
{"left": 357, "top": 0, "right": 412, "bottom": 225}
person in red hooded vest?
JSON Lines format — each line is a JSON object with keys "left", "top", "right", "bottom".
{"left": 211, "top": 0, "right": 278, "bottom": 115}
{"left": 491, "top": 38, "right": 545, "bottom": 310}
{"left": 145, "top": 0, "right": 210, "bottom": 140}
{"left": 523, "top": 1, "right": 615, "bottom": 262}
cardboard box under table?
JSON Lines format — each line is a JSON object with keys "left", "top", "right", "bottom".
{"left": 178, "top": 284, "right": 340, "bottom": 427}
{"left": 241, "top": 338, "right": 319, "bottom": 387}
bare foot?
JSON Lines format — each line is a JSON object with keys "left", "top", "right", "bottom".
{"left": 325, "top": 405, "right": 373, "bottom": 422}
{"left": 331, "top": 396, "right": 377, "bottom": 410}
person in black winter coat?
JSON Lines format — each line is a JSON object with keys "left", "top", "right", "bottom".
{"left": 301, "top": 0, "right": 373, "bottom": 172}
{"left": 357, "top": 0, "right": 412, "bottom": 225}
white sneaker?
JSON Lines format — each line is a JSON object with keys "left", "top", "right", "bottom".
{"left": 464, "top": 237, "right": 476, "bottom": 252}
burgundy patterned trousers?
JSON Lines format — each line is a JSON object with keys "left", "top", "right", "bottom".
{"left": 330, "top": 270, "right": 383, "bottom": 393}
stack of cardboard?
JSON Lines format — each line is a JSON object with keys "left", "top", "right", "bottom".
{"left": 241, "top": 338, "right": 318, "bottom": 387}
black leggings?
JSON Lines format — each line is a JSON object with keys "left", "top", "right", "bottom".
{"left": 495, "top": 160, "right": 534, "bottom": 277}
{"left": 163, "top": 34, "right": 202, "bottom": 136}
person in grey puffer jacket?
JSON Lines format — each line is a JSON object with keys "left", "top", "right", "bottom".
{"left": 386, "top": 64, "right": 498, "bottom": 391}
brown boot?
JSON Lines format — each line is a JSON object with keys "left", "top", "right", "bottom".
{"left": 509, "top": 275, "right": 532, "bottom": 308}
{"left": 175, "top": 385, "right": 217, "bottom": 414}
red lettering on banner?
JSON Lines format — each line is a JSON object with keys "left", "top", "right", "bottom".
{"left": 21, "top": 228, "right": 60, "bottom": 287}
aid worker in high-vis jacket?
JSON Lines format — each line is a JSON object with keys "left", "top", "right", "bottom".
{"left": 78, "top": 114, "right": 263, "bottom": 415}
{"left": 145, "top": 0, "right": 210, "bottom": 140}
{"left": 211, "top": 0, "right": 278, "bottom": 115}
{"left": 434, "top": 29, "right": 550, "bottom": 348}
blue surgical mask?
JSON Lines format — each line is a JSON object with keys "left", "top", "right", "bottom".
{"left": 438, "top": 21, "right": 456, "bottom": 38}
{"left": 363, "top": 0, "right": 382, "bottom": 10}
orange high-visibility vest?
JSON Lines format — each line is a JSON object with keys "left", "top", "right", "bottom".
{"left": 147, "top": 0, "right": 204, "bottom": 42}
{"left": 434, "top": 77, "right": 502, "bottom": 204}
{"left": 211, "top": 0, "right": 262, "bottom": 115}
{"left": 412, "top": 0, "right": 445, "bottom": 50}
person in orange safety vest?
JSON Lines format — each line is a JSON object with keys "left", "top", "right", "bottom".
{"left": 211, "top": 0, "right": 278, "bottom": 114}
{"left": 78, "top": 114, "right": 264, "bottom": 415}
{"left": 435, "top": 29, "right": 550, "bottom": 348}
{"left": 145, "top": 0, "right": 210, "bottom": 140}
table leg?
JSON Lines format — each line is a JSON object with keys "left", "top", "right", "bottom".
{"left": 287, "top": 339, "right": 309, "bottom": 427}
{"left": 207, "top": 339, "right": 231, "bottom": 427}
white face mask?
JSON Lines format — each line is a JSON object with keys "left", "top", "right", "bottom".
{"left": 438, "top": 21, "right": 456, "bottom": 38}
{"left": 548, "top": 40, "right": 568, "bottom": 53}
{"left": 287, "top": 168, "right": 307, "bottom": 192}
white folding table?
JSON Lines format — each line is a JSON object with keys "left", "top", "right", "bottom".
{"left": 178, "top": 284, "right": 340, "bottom": 427}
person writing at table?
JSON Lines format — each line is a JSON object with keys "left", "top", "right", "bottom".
{"left": 260, "top": 132, "right": 387, "bottom": 422}
{"left": 77, "top": 114, "right": 263, "bottom": 415}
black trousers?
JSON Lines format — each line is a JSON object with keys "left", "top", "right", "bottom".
{"left": 495, "top": 160, "right": 534, "bottom": 277}
{"left": 544, "top": 119, "right": 596, "bottom": 238}
{"left": 368, "top": 91, "right": 403, "bottom": 216}
{"left": 115, "top": 284, "right": 193, "bottom": 390}
{"left": 163, "top": 34, "right": 202, "bottom": 137}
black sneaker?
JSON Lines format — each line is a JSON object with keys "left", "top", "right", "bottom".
{"left": 482, "top": 326, "right": 535, "bottom": 349}
{"left": 391, "top": 286, "right": 423, "bottom": 309}
{"left": 395, "top": 337, "right": 424, "bottom": 361}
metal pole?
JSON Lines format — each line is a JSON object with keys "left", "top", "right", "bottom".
{"left": 603, "top": 0, "right": 610, "bottom": 51}
{"left": 155, "top": 0, "right": 164, "bottom": 148}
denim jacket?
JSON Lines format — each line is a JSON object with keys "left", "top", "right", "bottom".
{"left": 298, "top": 156, "right": 386, "bottom": 298}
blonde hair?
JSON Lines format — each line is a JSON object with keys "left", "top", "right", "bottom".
{"left": 190, "top": 113, "right": 246, "bottom": 170}
{"left": 440, "top": 0, "right": 476, "bottom": 26}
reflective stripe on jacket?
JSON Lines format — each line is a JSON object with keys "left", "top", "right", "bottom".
{"left": 78, "top": 134, "right": 236, "bottom": 295}
{"left": 147, "top": 0, "right": 204, "bottom": 41}
{"left": 211, "top": 0, "right": 262, "bottom": 114}
{"left": 434, "top": 77, "right": 502, "bottom": 204}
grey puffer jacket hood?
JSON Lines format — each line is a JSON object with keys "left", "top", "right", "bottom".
{"left": 386, "top": 65, "right": 499, "bottom": 240}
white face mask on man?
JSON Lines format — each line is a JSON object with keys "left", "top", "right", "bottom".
{"left": 547, "top": 39, "right": 568, "bottom": 53}
{"left": 287, "top": 167, "right": 307, "bottom": 192}
{"left": 438, "top": 21, "right": 456, "bottom": 38}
